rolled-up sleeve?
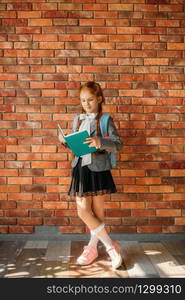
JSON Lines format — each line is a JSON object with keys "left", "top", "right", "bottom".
{"left": 99, "top": 117, "right": 123, "bottom": 153}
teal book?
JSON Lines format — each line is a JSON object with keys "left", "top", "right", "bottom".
{"left": 58, "top": 124, "right": 97, "bottom": 157}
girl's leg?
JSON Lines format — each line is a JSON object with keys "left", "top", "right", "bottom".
{"left": 90, "top": 222, "right": 123, "bottom": 269}
{"left": 90, "top": 195, "right": 122, "bottom": 269}
{"left": 76, "top": 194, "right": 115, "bottom": 250}
{"left": 92, "top": 194, "right": 105, "bottom": 222}
{"left": 76, "top": 195, "right": 101, "bottom": 265}
{"left": 76, "top": 194, "right": 122, "bottom": 269}
{"left": 76, "top": 195, "right": 101, "bottom": 230}
{"left": 87, "top": 194, "right": 105, "bottom": 248}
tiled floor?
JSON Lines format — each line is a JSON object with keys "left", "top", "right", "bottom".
{"left": 0, "top": 240, "right": 185, "bottom": 278}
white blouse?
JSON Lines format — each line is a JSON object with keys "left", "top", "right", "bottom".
{"left": 78, "top": 113, "right": 97, "bottom": 166}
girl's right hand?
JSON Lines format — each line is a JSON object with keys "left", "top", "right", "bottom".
{"left": 58, "top": 133, "right": 66, "bottom": 144}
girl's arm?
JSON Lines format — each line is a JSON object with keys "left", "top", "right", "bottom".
{"left": 58, "top": 135, "right": 69, "bottom": 148}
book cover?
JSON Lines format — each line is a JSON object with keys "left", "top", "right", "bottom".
{"left": 57, "top": 124, "right": 97, "bottom": 157}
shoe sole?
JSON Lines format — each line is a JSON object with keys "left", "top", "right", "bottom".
{"left": 76, "top": 255, "right": 98, "bottom": 266}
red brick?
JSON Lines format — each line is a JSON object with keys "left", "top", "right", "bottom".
{"left": 0, "top": 201, "right": 16, "bottom": 209}
{"left": 30, "top": 210, "right": 53, "bottom": 217}
{"left": 2, "top": 19, "right": 27, "bottom": 26}
{"left": 17, "top": 218, "right": 42, "bottom": 225}
{"left": 44, "top": 217, "right": 68, "bottom": 226}
{"left": 137, "top": 226, "right": 162, "bottom": 233}
{"left": 175, "top": 218, "right": 185, "bottom": 225}
{"left": 32, "top": 146, "right": 56, "bottom": 153}
{"left": 110, "top": 226, "right": 136, "bottom": 233}
{"left": 0, "top": 11, "right": 16, "bottom": 18}
{"left": 132, "top": 209, "right": 156, "bottom": 217}
{"left": 83, "top": 66, "right": 107, "bottom": 73}
{"left": 93, "top": 58, "right": 117, "bottom": 65}
{"left": 32, "top": 3, "right": 57, "bottom": 10}
{"left": 0, "top": 178, "right": 6, "bottom": 184}
{"left": 163, "top": 193, "right": 185, "bottom": 201}
{"left": 95, "top": 11, "right": 118, "bottom": 19}
{"left": 0, "top": 226, "right": 8, "bottom": 234}
{"left": 28, "top": 114, "right": 52, "bottom": 121}
{"left": 59, "top": 3, "right": 82, "bottom": 10}
{"left": 7, "top": 145, "right": 31, "bottom": 153}
{"left": 83, "top": 4, "right": 107, "bottom": 11}
{"left": 156, "top": 20, "right": 179, "bottom": 27}
{"left": 33, "top": 34, "right": 57, "bottom": 42}
{"left": 92, "top": 27, "right": 116, "bottom": 34}
{"left": 9, "top": 226, "right": 34, "bottom": 234}
{"left": 159, "top": 4, "right": 183, "bottom": 12}
{"left": 34, "top": 177, "right": 58, "bottom": 185}
{"left": 17, "top": 153, "right": 41, "bottom": 161}
{"left": 121, "top": 169, "right": 145, "bottom": 177}
{"left": 4, "top": 50, "right": 29, "bottom": 57}
{"left": 18, "top": 11, "right": 41, "bottom": 19}
{"left": 162, "top": 226, "right": 185, "bottom": 233}
{"left": 0, "top": 217, "right": 17, "bottom": 225}
{"left": 30, "top": 50, "right": 53, "bottom": 57}
{"left": 8, "top": 193, "right": 32, "bottom": 200}
{"left": 144, "top": 58, "right": 168, "bottom": 65}
{"left": 60, "top": 226, "right": 85, "bottom": 234}
{"left": 0, "top": 42, "right": 13, "bottom": 49}
{"left": 8, "top": 177, "right": 32, "bottom": 185}
{"left": 59, "top": 177, "right": 71, "bottom": 185}
{"left": 169, "top": 90, "right": 185, "bottom": 97}
{"left": 21, "top": 185, "right": 45, "bottom": 193}
{"left": 80, "top": 19, "right": 104, "bottom": 26}
{"left": 121, "top": 202, "right": 145, "bottom": 209}
{"left": 44, "top": 169, "right": 71, "bottom": 177}
{"left": 156, "top": 209, "right": 181, "bottom": 217}
{"left": 108, "top": 4, "right": 133, "bottom": 11}
{"left": 6, "top": 209, "right": 28, "bottom": 217}
{"left": 136, "top": 177, "right": 161, "bottom": 185}
{"left": 117, "top": 27, "right": 141, "bottom": 34}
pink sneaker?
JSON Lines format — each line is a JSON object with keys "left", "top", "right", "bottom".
{"left": 76, "top": 246, "right": 98, "bottom": 266}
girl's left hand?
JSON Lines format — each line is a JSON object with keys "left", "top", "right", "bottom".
{"left": 83, "top": 137, "right": 101, "bottom": 149}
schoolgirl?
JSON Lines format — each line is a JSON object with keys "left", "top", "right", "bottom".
{"left": 59, "top": 81, "right": 123, "bottom": 269}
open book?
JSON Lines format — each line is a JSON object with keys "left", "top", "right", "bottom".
{"left": 57, "top": 124, "right": 96, "bottom": 157}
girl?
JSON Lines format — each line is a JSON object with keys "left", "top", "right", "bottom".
{"left": 58, "top": 81, "right": 123, "bottom": 269}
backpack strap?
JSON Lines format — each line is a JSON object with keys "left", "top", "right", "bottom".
{"left": 100, "top": 113, "right": 110, "bottom": 137}
{"left": 100, "top": 114, "right": 116, "bottom": 168}
{"left": 72, "top": 114, "right": 80, "bottom": 133}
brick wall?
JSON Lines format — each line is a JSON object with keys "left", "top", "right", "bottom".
{"left": 0, "top": 0, "right": 185, "bottom": 235}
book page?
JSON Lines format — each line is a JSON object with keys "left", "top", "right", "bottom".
{"left": 57, "top": 124, "right": 66, "bottom": 139}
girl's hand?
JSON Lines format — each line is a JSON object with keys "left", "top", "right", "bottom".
{"left": 58, "top": 133, "right": 66, "bottom": 144}
{"left": 83, "top": 137, "right": 101, "bottom": 149}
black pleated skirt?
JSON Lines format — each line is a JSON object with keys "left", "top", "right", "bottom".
{"left": 68, "top": 157, "right": 117, "bottom": 197}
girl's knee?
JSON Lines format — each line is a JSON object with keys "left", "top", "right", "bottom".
{"left": 77, "top": 206, "right": 92, "bottom": 221}
{"left": 76, "top": 196, "right": 93, "bottom": 221}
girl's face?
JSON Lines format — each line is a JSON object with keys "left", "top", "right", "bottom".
{"left": 80, "top": 88, "right": 102, "bottom": 114}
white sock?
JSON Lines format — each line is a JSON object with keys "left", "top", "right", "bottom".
{"left": 87, "top": 234, "right": 99, "bottom": 249}
{"left": 91, "top": 223, "right": 113, "bottom": 250}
